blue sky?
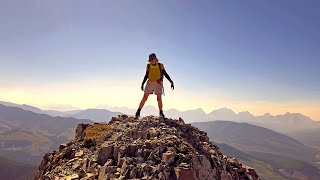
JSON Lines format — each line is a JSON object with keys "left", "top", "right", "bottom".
{"left": 0, "top": 0, "right": 319, "bottom": 119}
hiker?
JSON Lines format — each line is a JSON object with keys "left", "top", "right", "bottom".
{"left": 135, "top": 53, "right": 174, "bottom": 118}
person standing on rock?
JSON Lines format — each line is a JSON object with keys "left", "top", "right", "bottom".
{"left": 135, "top": 53, "right": 174, "bottom": 118}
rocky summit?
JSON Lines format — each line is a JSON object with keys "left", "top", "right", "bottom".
{"left": 35, "top": 115, "right": 260, "bottom": 180}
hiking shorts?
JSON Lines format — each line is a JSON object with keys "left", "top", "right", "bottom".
{"left": 144, "top": 80, "right": 163, "bottom": 95}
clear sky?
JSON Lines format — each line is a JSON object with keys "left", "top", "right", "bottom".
{"left": 0, "top": 0, "right": 319, "bottom": 119}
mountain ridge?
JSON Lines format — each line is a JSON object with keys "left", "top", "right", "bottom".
{"left": 0, "top": 104, "right": 94, "bottom": 165}
{"left": 1, "top": 101, "right": 318, "bottom": 134}
{"left": 1, "top": 101, "right": 317, "bottom": 122}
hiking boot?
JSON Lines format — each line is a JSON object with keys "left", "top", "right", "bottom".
{"left": 135, "top": 109, "right": 141, "bottom": 118}
{"left": 159, "top": 110, "right": 165, "bottom": 118}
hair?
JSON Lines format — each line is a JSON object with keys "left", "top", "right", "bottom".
{"left": 148, "top": 53, "right": 157, "bottom": 62}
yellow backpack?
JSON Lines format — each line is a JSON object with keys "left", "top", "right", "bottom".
{"left": 147, "top": 63, "right": 163, "bottom": 81}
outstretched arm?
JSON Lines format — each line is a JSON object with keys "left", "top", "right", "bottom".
{"left": 162, "top": 69, "right": 173, "bottom": 83}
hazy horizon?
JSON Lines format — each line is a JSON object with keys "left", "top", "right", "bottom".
{"left": 1, "top": 1, "right": 319, "bottom": 119}
{"left": 1, "top": 100, "right": 319, "bottom": 121}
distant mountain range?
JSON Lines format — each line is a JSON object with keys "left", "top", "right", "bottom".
{"left": 0, "top": 101, "right": 122, "bottom": 122}
{"left": 6, "top": 100, "right": 319, "bottom": 135}
{"left": 96, "top": 105, "right": 320, "bottom": 134}
{"left": 64, "top": 109, "right": 123, "bottom": 122}
{"left": 0, "top": 101, "right": 44, "bottom": 114}
{"left": 205, "top": 107, "right": 320, "bottom": 134}
{"left": 0, "top": 104, "right": 93, "bottom": 164}
{"left": 1, "top": 101, "right": 319, "bottom": 134}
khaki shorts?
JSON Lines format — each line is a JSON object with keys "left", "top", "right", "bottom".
{"left": 144, "top": 80, "right": 163, "bottom": 95}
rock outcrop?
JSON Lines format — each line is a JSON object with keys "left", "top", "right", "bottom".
{"left": 35, "top": 115, "right": 260, "bottom": 180}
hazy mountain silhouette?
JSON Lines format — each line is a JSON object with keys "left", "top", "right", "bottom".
{"left": 1, "top": 101, "right": 319, "bottom": 141}
{"left": 0, "top": 101, "right": 43, "bottom": 114}
{"left": 166, "top": 108, "right": 208, "bottom": 123}
{"left": 0, "top": 101, "right": 122, "bottom": 123}
{"left": 251, "top": 112, "right": 320, "bottom": 134}
{"left": 64, "top": 109, "right": 122, "bottom": 122}
{"left": 97, "top": 104, "right": 207, "bottom": 122}
{"left": 96, "top": 104, "right": 159, "bottom": 116}
{"left": 0, "top": 104, "right": 92, "bottom": 134}
{"left": 205, "top": 108, "right": 320, "bottom": 133}
{"left": 236, "top": 111, "right": 256, "bottom": 121}
{"left": 2, "top": 102, "right": 318, "bottom": 133}
{"left": 208, "top": 107, "right": 237, "bottom": 120}
{"left": 96, "top": 104, "right": 135, "bottom": 115}
{"left": 44, "top": 109, "right": 82, "bottom": 117}
{"left": 44, "top": 104, "right": 80, "bottom": 111}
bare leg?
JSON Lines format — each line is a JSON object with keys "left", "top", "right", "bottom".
{"left": 139, "top": 93, "right": 150, "bottom": 109}
{"left": 156, "top": 93, "right": 162, "bottom": 110}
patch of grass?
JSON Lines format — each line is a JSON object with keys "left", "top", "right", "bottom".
{"left": 83, "top": 124, "right": 113, "bottom": 147}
